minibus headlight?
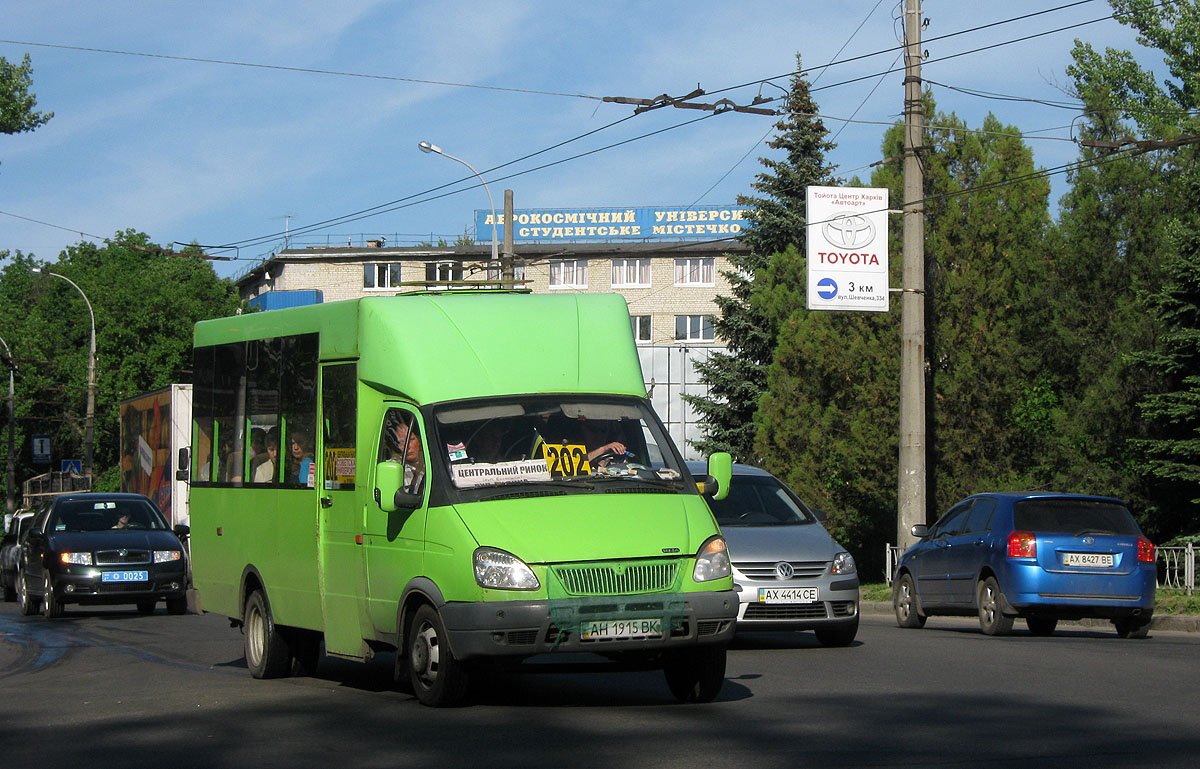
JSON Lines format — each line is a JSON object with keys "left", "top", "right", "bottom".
{"left": 474, "top": 547, "right": 540, "bottom": 591}
{"left": 693, "top": 536, "right": 731, "bottom": 582}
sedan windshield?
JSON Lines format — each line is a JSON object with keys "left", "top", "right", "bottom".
{"left": 707, "top": 476, "right": 816, "bottom": 527}
{"left": 50, "top": 499, "right": 167, "bottom": 532}
{"left": 432, "top": 395, "right": 687, "bottom": 495}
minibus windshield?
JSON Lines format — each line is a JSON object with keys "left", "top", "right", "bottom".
{"left": 432, "top": 396, "right": 688, "bottom": 494}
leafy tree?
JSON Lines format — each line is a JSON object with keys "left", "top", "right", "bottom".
{"left": 686, "top": 53, "right": 838, "bottom": 461}
{"left": 1056, "top": 0, "right": 1200, "bottom": 536}
{"left": 753, "top": 99, "right": 1055, "bottom": 576}
{"left": 1129, "top": 204, "right": 1200, "bottom": 536}
{"left": 1, "top": 53, "right": 52, "bottom": 135}
{"left": 0, "top": 235, "right": 243, "bottom": 496}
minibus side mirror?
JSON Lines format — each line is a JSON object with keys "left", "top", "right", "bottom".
{"left": 375, "top": 461, "right": 422, "bottom": 513}
{"left": 177, "top": 447, "right": 190, "bottom": 481}
{"left": 697, "top": 451, "right": 733, "bottom": 501}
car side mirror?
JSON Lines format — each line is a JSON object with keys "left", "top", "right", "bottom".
{"left": 375, "top": 462, "right": 422, "bottom": 513}
{"left": 911, "top": 524, "right": 929, "bottom": 538}
{"left": 177, "top": 447, "right": 190, "bottom": 481}
{"left": 174, "top": 524, "right": 190, "bottom": 540}
{"left": 699, "top": 452, "right": 733, "bottom": 501}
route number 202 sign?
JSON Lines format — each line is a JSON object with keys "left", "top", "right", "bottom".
{"left": 806, "top": 186, "right": 889, "bottom": 312}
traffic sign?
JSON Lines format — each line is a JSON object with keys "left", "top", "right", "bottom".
{"left": 62, "top": 459, "right": 83, "bottom": 475}
{"left": 32, "top": 434, "right": 51, "bottom": 464}
{"left": 806, "top": 186, "right": 890, "bottom": 312}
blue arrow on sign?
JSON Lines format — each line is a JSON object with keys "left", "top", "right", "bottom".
{"left": 816, "top": 277, "right": 838, "bottom": 299}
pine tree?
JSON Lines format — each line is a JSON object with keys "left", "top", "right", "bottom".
{"left": 685, "top": 53, "right": 837, "bottom": 461}
{"left": 1129, "top": 190, "right": 1200, "bottom": 537}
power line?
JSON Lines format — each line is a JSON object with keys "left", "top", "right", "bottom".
{"left": 0, "top": 38, "right": 603, "bottom": 101}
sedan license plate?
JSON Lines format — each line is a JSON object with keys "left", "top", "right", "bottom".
{"left": 758, "top": 587, "right": 820, "bottom": 604}
{"left": 1063, "top": 553, "right": 1114, "bottom": 568}
{"left": 101, "top": 570, "right": 149, "bottom": 583}
{"left": 580, "top": 618, "right": 662, "bottom": 641}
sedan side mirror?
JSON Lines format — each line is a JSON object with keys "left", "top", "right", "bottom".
{"left": 911, "top": 524, "right": 929, "bottom": 538}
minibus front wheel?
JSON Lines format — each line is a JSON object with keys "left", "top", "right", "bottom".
{"left": 406, "top": 604, "right": 470, "bottom": 707}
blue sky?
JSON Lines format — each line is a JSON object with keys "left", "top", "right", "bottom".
{"left": 0, "top": 1, "right": 1156, "bottom": 279}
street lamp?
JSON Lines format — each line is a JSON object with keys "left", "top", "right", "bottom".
{"left": 0, "top": 335, "right": 14, "bottom": 516}
{"left": 31, "top": 268, "right": 96, "bottom": 480}
{"left": 418, "top": 141, "right": 499, "bottom": 265}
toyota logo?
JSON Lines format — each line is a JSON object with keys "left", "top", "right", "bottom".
{"left": 822, "top": 211, "right": 876, "bottom": 249}
{"left": 775, "top": 562, "right": 794, "bottom": 580}
{"left": 1082, "top": 536, "right": 1095, "bottom": 546}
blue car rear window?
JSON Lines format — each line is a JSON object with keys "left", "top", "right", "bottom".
{"left": 1012, "top": 499, "right": 1140, "bottom": 536}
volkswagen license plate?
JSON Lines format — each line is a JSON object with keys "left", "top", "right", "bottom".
{"left": 580, "top": 618, "right": 662, "bottom": 640}
{"left": 758, "top": 587, "right": 820, "bottom": 603}
{"left": 1063, "top": 553, "right": 1114, "bottom": 568}
{"left": 101, "top": 570, "right": 148, "bottom": 582}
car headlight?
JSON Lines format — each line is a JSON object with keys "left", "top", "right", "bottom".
{"left": 832, "top": 551, "right": 857, "bottom": 575}
{"left": 693, "top": 536, "right": 731, "bottom": 582}
{"left": 474, "top": 547, "right": 539, "bottom": 590}
{"left": 60, "top": 552, "right": 94, "bottom": 566}
{"left": 154, "top": 550, "right": 182, "bottom": 564}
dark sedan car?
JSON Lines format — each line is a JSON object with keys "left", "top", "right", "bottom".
{"left": 893, "top": 492, "right": 1155, "bottom": 637}
{"left": 17, "top": 493, "right": 189, "bottom": 618}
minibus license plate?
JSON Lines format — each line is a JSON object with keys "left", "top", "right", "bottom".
{"left": 580, "top": 618, "right": 662, "bottom": 640}
{"left": 1063, "top": 553, "right": 1114, "bottom": 568}
{"left": 102, "top": 570, "right": 148, "bottom": 583}
{"left": 758, "top": 587, "right": 820, "bottom": 604}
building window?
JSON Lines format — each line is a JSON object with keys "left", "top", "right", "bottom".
{"left": 363, "top": 263, "right": 402, "bottom": 290}
{"left": 425, "top": 261, "right": 464, "bottom": 286}
{"left": 630, "top": 315, "right": 652, "bottom": 343}
{"left": 611, "top": 258, "right": 651, "bottom": 288}
{"left": 485, "top": 263, "right": 526, "bottom": 285}
{"left": 674, "top": 257, "right": 715, "bottom": 286}
{"left": 675, "top": 314, "right": 715, "bottom": 342}
{"left": 549, "top": 259, "right": 587, "bottom": 289}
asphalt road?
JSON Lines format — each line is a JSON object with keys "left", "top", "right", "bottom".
{"left": 2, "top": 602, "right": 1198, "bottom": 768}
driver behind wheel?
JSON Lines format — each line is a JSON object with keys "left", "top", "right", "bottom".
{"left": 578, "top": 419, "right": 627, "bottom": 466}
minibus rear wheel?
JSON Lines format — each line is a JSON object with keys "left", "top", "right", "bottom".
{"left": 244, "top": 589, "right": 291, "bottom": 679}
{"left": 407, "top": 604, "right": 469, "bottom": 707}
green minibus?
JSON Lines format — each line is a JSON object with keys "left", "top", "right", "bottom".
{"left": 186, "top": 290, "right": 736, "bottom": 706}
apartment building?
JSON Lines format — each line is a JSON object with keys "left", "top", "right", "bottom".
{"left": 234, "top": 210, "right": 749, "bottom": 458}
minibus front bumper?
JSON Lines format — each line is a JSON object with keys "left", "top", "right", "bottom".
{"left": 438, "top": 589, "right": 739, "bottom": 660}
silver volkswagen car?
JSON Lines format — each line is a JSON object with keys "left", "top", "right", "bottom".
{"left": 689, "top": 462, "right": 860, "bottom": 645}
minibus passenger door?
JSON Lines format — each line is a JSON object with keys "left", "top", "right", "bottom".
{"left": 316, "top": 362, "right": 371, "bottom": 659}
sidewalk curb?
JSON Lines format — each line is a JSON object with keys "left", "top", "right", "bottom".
{"left": 860, "top": 601, "right": 1200, "bottom": 632}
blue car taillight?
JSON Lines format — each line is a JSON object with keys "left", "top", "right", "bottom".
{"left": 1137, "top": 536, "right": 1155, "bottom": 563}
{"left": 1007, "top": 530, "right": 1036, "bottom": 559}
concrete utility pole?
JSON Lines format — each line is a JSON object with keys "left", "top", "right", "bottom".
{"left": 0, "top": 335, "right": 14, "bottom": 517}
{"left": 502, "top": 189, "right": 515, "bottom": 283}
{"left": 897, "top": 0, "right": 926, "bottom": 551}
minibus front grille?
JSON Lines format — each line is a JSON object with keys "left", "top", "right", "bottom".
{"left": 553, "top": 561, "right": 679, "bottom": 596}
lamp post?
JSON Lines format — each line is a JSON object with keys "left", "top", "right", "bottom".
{"left": 418, "top": 141, "right": 499, "bottom": 266}
{"left": 0, "top": 335, "right": 14, "bottom": 516}
{"left": 32, "top": 268, "right": 96, "bottom": 480}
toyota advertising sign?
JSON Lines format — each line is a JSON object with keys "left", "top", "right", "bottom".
{"left": 806, "top": 186, "right": 889, "bottom": 312}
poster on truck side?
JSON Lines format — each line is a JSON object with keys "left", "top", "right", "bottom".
{"left": 806, "top": 186, "right": 889, "bottom": 312}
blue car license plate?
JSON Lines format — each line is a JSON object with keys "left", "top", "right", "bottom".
{"left": 102, "top": 570, "right": 148, "bottom": 583}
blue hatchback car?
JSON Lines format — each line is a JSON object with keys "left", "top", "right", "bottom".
{"left": 893, "top": 492, "right": 1156, "bottom": 637}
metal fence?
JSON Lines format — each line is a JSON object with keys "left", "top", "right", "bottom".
{"left": 883, "top": 542, "right": 1196, "bottom": 595}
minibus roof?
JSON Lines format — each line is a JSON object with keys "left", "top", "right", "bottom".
{"left": 194, "top": 291, "right": 646, "bottom": 405}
